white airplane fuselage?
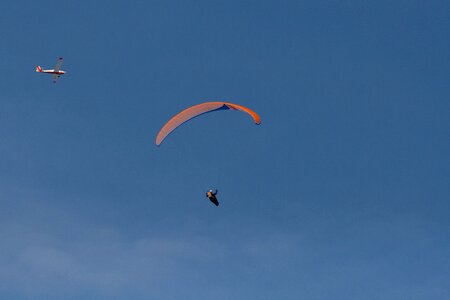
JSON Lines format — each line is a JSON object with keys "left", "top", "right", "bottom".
{"left": 37, "top": 68, "right": 66, "bottom": 75}
{"left": 43, "top": 70, "right": 65, "bottom": 75}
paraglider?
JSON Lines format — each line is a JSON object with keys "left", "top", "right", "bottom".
{"left": 156, "top": 101, "right": 261, "bottom": 208}
{"left": 206, "top": 189, "right": 219, "bottom": 206}
{"left": 155, "top": 101, "right": 261, "bottom": 146}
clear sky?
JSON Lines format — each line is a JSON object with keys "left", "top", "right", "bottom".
{"left": 0, "top": 1, "right": 449, "bottom": 299}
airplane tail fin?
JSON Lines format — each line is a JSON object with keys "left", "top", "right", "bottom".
{"left": 36, "top": 66, "right": 42, "bottom": 72}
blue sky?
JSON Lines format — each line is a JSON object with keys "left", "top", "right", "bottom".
{"left": 0, "top": 0, "right": 449, "bottom": 299}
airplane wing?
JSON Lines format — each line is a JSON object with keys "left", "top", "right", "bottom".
{"left": 53, "top": 57, "right": 63, "bottom": 72}
{"left": 52, "top": 74, "right": 59, "bottom": 83}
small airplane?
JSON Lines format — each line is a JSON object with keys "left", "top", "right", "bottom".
{"left": 36, "top": 57, "right": 66, "bottom": 83}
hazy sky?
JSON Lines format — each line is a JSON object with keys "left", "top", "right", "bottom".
{"left": 0, "top": 1, "right": 449, "bottom": 299}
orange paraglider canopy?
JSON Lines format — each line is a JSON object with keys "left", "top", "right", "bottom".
{"left": 156, "top": 102, "right": 261, "bottom": 146}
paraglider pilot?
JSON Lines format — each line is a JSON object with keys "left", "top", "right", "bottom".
{"left": 206, "top": 189, "right": 219, "bottom": 206}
